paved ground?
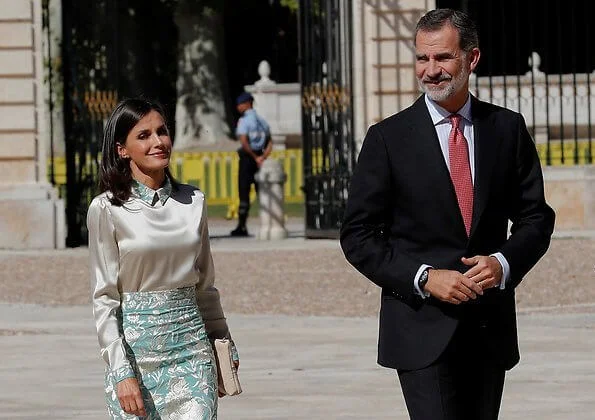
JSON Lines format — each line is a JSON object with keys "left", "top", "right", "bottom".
{"left": 1, "top": 217, "right": 594, "bottom": 419}
{"left": 0, "top": 305, "right": 594, "bottom": 419}
{"left": 1, "top": 218, "right": 594, "bottom": 314}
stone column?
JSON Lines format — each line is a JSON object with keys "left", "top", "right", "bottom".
{"left": 0, "top": 0, "right": 65, "bottom": 249}
{"left": 254, "top": 159, "right": 288, "bottom": 240}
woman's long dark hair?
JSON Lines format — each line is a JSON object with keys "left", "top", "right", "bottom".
{"left": 99, "top": 98, "right": 178, "bottom": 206}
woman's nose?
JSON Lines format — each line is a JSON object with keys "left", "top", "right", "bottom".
{"left": 152, "top": 132, "right": 163, "bottom": 145}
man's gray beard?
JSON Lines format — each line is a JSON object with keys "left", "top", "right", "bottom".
{"left": 418, "top": 68, "right": 469, "bottom": 102}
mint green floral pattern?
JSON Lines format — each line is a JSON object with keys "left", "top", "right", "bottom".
{"left": 132, "top": 177, "right": 172, "bottom": 206}
{"left": 105, "top": 287, "right": 218, "bottom": 419}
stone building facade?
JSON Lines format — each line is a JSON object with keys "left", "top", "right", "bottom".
{"left": 0, "top": 0, "right": 64, "bottom": 249}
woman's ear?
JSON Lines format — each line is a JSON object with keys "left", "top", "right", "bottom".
{"left": 116, "top": 143, "right": 128, "bottom": 159}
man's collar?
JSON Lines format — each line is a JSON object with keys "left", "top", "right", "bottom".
{"left": 424, "top": 93, "right": 472, "bottom": 125}
{"left": 131, "top": 176, "right": 172, "bottom": 206}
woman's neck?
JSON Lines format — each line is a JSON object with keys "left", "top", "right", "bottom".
{"left": 131, "top": 166, "right": 165, "bottom": 190}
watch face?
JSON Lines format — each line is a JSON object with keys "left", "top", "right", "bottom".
{"left": 420, "top": 270, "right": 429, "bottom": 286}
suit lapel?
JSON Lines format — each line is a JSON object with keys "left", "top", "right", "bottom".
{"left": 408, "top": 96, "right": 465, "bottom": 232}
{"left": 470, "top": 97, "right": 500, "bottom": 237}
{"left": 410, "top": 95, "right": 502, "bottom": 239}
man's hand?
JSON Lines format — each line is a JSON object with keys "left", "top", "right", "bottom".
{"left": 424, "top": 269, "right": 483, "bottom": 304}
{"left": 255, "top": 156, "right": 266, "bottom": 168}
{"left": 462, "top": 255, "right": 503, "bottom": 290}
{"left": 117, "top": 377, "right": 146, "bottom": 417}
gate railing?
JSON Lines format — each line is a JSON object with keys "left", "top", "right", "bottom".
{"left": 299, "top": 0, "right": 356, "bottom": 238}
{"left": 470, "top": 56, "right": 594, "bottom": 165}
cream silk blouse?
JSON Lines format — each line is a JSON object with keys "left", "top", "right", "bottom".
{"left": 87, "top": 181, "right": 233, "bottom": 378}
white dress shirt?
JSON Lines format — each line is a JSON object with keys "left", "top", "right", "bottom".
{"left": 413, "top": 94, "right": 510, "bottom": 297}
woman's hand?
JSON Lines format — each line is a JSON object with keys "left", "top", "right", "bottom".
{"left": 117, "top": 377, "right": 146, "bottom": 417}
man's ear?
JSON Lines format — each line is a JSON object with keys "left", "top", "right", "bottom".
{"left": 468, "top": 47, "right": 481, "bottom": 72}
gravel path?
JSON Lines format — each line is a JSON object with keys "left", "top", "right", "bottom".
{"left": 0, "top": 238, "right": 593, "bottom": 316}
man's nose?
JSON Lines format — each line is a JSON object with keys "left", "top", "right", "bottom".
{"left": 426, "top": 59, "right": 441, "bottom": 77}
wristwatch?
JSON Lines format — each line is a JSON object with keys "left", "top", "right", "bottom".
{"left": 419, "top": 268, "right": 430, "bottom": 292}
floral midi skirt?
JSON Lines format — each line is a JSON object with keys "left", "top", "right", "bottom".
{"left": 105, "top": 287, "right": 218, "bottom": 419}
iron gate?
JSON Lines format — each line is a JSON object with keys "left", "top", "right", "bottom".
{"left": 58, "top": 0, "right": 120, "bottom": 246}
{"left": 299, "top": 0, "right": 356, "bottom": 239}
{"left": 54, "top": 0, "right": 178, "bottom": 246}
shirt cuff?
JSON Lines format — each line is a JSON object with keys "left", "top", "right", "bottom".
{"left": 490, "top": 252, "right": 510, "bottom": 289}
{"left": 231, "top": 340, "right": 240, "bottom": 362}
{"left": 414, "top": 264, "right": 432, "bottom": 298}
{"left": 111, "top": 364, "right": 136, "bottom": 383}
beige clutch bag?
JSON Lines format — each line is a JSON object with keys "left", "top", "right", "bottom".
{"left": 214, "top": 338, "right": 242, "bottom": 396}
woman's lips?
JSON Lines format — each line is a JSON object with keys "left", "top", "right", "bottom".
{"left": 149, "top": 152, "right": 169, "bottom": 158}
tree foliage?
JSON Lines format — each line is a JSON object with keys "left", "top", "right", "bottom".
{"left": 280, "top": 0, "right": 298, "bottom": 11}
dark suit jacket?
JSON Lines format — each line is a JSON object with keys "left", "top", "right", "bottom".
{"left": 340, "top": 95, "right": 555, "bottom": 371}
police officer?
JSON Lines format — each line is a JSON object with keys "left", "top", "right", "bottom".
{"left": 231, "top": 92, "right": 272, "bottom": 237}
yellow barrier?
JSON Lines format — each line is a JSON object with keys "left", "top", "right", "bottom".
{"left": 47, "top": 142, "right": 594, "bottom": 218}
{"left": 49, "top": 149, "right": 304, "bottom": 219}
{"left": 535, "top": 141, "right": 595, "bottom": 166}
{"left": 169, "top": 149, "right": 304, "bottom": 218}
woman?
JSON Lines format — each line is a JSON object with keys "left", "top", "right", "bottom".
{"left": 87, "top": 98, "right": 238, "bottom": 419}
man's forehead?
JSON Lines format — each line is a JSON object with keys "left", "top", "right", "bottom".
{"left": 415, "top": 25, "right": 460, "bottom": 48}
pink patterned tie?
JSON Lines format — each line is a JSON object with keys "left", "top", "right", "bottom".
{"left": 448, "top": 114, "right": 474, "bottom": 236}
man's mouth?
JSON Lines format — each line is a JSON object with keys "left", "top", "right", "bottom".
{"left": 424, "top": 78, "right": 451, "bottom": 85}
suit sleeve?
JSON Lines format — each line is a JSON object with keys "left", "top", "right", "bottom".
{"left": 499, "top": 114, "right": 555, "bottom": 288}
{"left": 340, "top": 125, "right": 421, "bottom": 300}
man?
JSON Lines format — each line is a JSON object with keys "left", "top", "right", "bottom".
{"left": 231, "top": 92, "right": 272, "bottom": 237}
{"left": 340, "top": 9, "right": 555, "bottom": 420}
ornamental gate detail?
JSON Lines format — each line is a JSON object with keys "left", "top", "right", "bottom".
{"left": 299, "top": 0, "right": 356, "bottom": 238}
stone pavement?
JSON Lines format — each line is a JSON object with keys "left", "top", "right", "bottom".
{"left": 1, "top": 303, "right": 594, "bottom": 419}
{"left": 1, "top": 218, "right": 594, "bottom": 419}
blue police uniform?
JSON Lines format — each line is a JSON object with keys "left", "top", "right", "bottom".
{"left": 236, "top": 109, "right": 270, "bottom": 152}
{"left": 232, "top": 96, "right": 271, "bottom": 236}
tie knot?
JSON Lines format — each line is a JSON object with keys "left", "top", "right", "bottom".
{"left": 449, "top": 114, "right": 461, "bottom": 129}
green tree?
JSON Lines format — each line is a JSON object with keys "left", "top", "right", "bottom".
{"left": 280, "top": 0, "right": 298, "bottom": 11}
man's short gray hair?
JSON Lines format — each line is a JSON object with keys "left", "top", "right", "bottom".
{"left": 415, "top": 8, "right": 479, "bottom": 52}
